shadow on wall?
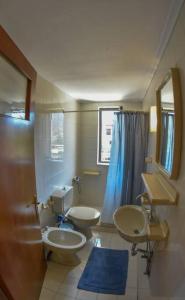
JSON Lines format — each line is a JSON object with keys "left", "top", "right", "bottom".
{"left": 138, "top": 249, "right": 185, "bottom": 297}
{"left": 149, "top": 250, "right": 185, "bottom": 297}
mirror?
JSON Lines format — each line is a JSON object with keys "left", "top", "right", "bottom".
{"left": 156, "top": 68, "right": 182, "bottom": 179}
{"left": 0, "top": 54, "right": 27, "bottom": 119}
{"left": 0, "top": 25, "right": 37, "bottom": 120}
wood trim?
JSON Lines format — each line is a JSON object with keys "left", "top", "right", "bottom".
{"left": 0, "top": 25, "right": 37, "bottom": 120}
{"left": 155, "top": 68, "right": 182, "bottom": 179}
{"left": 156, "top": 90, "right": 161, "bottom": 163}
{"left": 0, "top": 26, "right": 36, "bottom": 80}
{"left": 171, "top": 68, "right": 182, "bottom": 178}
{"left": 25, "top": 79, "right": 32, "bottom": 120}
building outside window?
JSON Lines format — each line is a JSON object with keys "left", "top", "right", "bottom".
{"left": 50, "top": 113, "right": 64, "bottom": 160}
{"left": 97, "top": 107, "right": 119, "bottom": 164}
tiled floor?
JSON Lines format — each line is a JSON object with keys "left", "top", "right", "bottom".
{"left": 39, "top": 230, "right": 138, "bottom": 300}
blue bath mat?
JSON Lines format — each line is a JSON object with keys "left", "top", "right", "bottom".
{"left": 78, "top": 247, "right": 129, "bottom": 295}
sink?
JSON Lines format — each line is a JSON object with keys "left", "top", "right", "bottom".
{"left": 113, "top": 205, "right": 148, "bottom": 243}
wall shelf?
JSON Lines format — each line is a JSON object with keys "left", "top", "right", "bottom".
{"left": 141, "top": 172, "right": 178, "bottom": 205}
{"left": 83, "top": 170, "right": 100, "bottom": 176}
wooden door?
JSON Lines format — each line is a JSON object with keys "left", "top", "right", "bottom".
{"left": 0, "top": 26, "right": 46, "bottom": 300}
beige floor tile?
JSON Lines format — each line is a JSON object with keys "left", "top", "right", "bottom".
{"left": 62, "top": 274, "right": 79, "bottom": 286}
{"left": 55, "top": 293, "right": 75, "bottom": 300}
{"left": 64, "top": 263, "right": 86, "bottom": 280}
{"left": 44, "top": 268, "right": 67, "bottom": 283}
{"left": 39, "top": 288, "right": 56, "bottom": 300}
{"left": 57, "top": 282, "right": 79, "bottom": 298}
{"left": 78, "top": 243, "right": 93, "bottom": 262}
{"left": 116, "top": 294, "right": 136, "bottom": 300}
{"left": 96, "top": 293, "right": 117, "bottom": 300}
{"left": 43, "top": 277, "right": 61, "bottom": 292}
{"left": 76, "top": 289, "right": 97, "bottom": 300}
{"left": 93, "top": 232, "right": 112, "bottom": 248}
{"left": 138, "top": 288, "right": 170, "bottom": 300}
{"left": 110, "top": 234, "right": 130, "bottom": 251}
{"left": 128, "top": 255, "right": 137, "bottom": 270}
{"left": 139, "top": 296, "right": 170, "bottom": 300}
{"left": 127, "top": 269, "right": 137, "bottom": 288}
{"left": 117, "top": 288, "right": 137, "bottom": 299}
{"left": 137, "top": 268, "right": 150, "bottom": 290}
{"left": 47, "top": 261, "right": 69, "bottom": 273}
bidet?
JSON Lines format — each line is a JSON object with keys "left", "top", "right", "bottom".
{"left": 42, "top": 227, "right": 86, "bottom": 266}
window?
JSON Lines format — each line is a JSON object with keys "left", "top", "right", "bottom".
{"left": 50, "top": 113, "right": 64, "bottom": 160}
{"left": 97, "top": 107, "right": 119, "bottom": 164}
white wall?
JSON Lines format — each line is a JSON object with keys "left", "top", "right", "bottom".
{"left": 34, "top": 75, "right": 79, "bottom": 227}
{"left": 139, "top": 4, "right": 185, "bottom": 299}
{"left": 78, "top": 100, "right": 142, "bottom": 208}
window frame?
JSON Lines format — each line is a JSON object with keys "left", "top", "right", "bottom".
{"left": 97, "top": 106, "right": 120, "bottom": 165}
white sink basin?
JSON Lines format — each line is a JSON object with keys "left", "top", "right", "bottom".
{"left": 113, "top": 205, "right": 148, "bottom": 243}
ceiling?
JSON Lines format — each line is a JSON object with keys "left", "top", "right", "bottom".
{"left": 0, "top": 0, "right": 183, "bottom": 101}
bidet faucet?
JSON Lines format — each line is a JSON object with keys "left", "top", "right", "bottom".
{"left": 41, "top": 226, "right": 48, "bottom": 233}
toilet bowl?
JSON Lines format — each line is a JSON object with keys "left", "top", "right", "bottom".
{"left": 42, "top": 227, "right": 86, "bottom": 266}
{"left": 66, "top": 206, "right": 101, "bottom": 239}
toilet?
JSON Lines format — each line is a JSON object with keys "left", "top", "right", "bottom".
{"left": 66, "top": 206, "right": 100, "bottom": 239}
{"left": 52, "top": 186, "right": 101, "bottom": 239}
{"left": 42, "top": 227, "right": 86, "bottom": 266}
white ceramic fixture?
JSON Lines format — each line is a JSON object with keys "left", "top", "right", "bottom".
{"left": 42, "top": 227, "right": 86, "bottom": 265}
{"left": 113, "top": 205, "right": 148, "bottom": 243}
{"left": 66, "top": 206, "right": 101, "bottom": 239}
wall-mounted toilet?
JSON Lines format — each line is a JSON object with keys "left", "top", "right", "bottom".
{"left": 52, "top": 186, "right": 101, "bottom": 239}
{"left": 42, "top": 227, "right": 86, "bottom": 266}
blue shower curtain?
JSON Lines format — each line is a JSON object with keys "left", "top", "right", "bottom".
{"left": 101, "top": 112, "right": 149, "bottom": 224}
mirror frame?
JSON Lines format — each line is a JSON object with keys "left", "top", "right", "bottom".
{"left": 156, "top": 68, "right": 182, "bottom": 179}
{"left": 0, "top": 25, "right": 36, "bottom": 120}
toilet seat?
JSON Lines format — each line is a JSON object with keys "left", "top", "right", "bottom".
{"left": 67, "top": 206, "right": 100, "bottom": 221}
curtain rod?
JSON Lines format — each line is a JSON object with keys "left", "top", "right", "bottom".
{"left": 63, "top": 109, "right": 101, "bottom": 113}
{"left": 62, "top": 110, "right": 147, "bottom": 114}
{"left": 115, "top": 111, "right": 148, "bottom": 114}
{"left": 62, "top": 106, "right": 123, "bottom": 113}
{"left": 45, "top": 107, "right": 147, "bottom": 114}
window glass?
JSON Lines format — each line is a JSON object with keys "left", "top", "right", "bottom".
{"left": 98, "top": 108, "right": 118, "bottom": 164}
{"left": 50, "top": 113, "right": 64, "bottom": 160}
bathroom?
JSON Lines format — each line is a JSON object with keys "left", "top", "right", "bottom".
{"left": 0, "top": 1, "right": 185, "bottom": 300}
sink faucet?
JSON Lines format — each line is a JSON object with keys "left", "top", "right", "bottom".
{"left": 136, "top": 192, "right": 159, "bottom": 224}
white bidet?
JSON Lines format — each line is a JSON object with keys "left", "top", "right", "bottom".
{"left": 42, "top": 227, "right": 86, "bottom": 266}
